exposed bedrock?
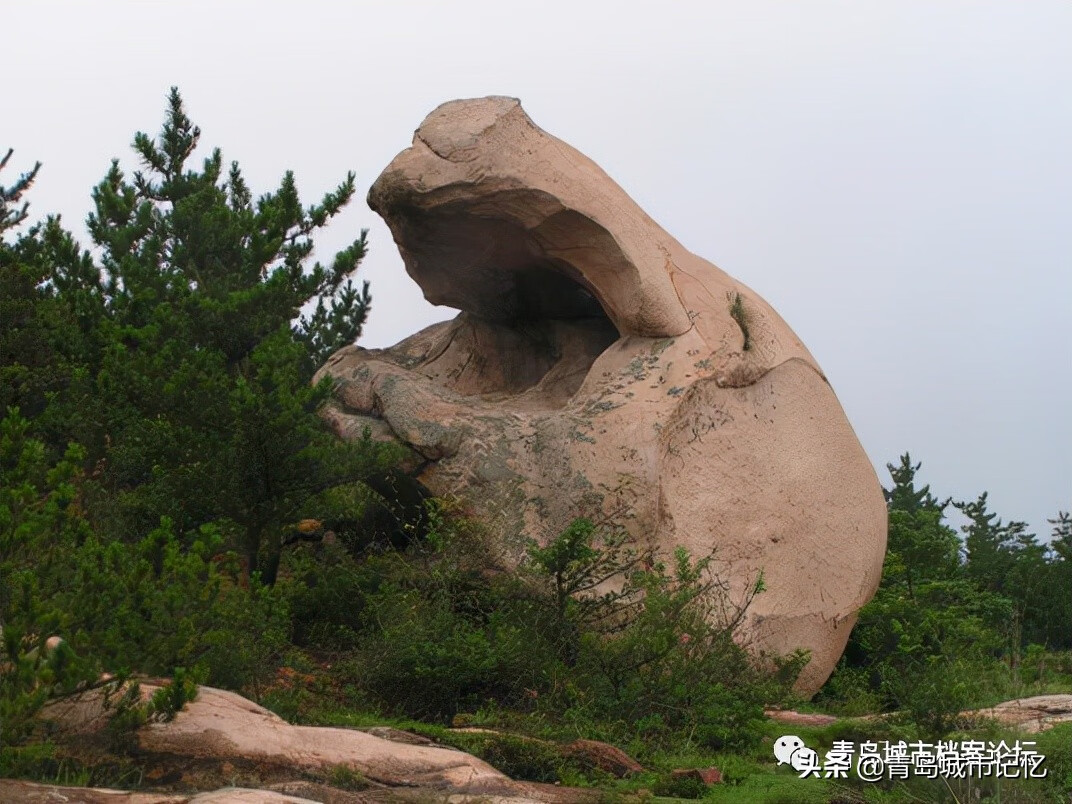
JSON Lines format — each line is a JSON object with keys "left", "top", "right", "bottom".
{"left": 317, "top": 96, "right": 887, "bottom": 694}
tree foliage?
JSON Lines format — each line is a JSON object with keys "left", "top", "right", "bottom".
{"left": 2, "top": 89, "right": 398, "bottom": 585}
{"left": 824, "top": 454, "right": 1072, "bottom": 733}
{"left": 0, "top": 408, "right": 289, "bottom": 747}
{"left": 0, "top": 148, "right": 41, "bottom": 234}
{"left": 1, "top": 90, "right": 398, "bottom": 750}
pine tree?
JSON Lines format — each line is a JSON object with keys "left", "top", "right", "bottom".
{"left": 88, "top": 87, "right": 371, "bottom": 371}
{"left": 1, "top": 149, "right": 103, "bottom": 435}
{"left": 1051, "top": 511, "right": 1072, "bottom": 561}
{"left": 835, "top": 456, "right": 1012, "bottom": 713}
{"left": 954, "top": 494, "right": 1057, "bottom": 662}
{"left": 1043, "top": 512, "right": 1072, "bottom": 649}
{"left": 0, "top": 409, "right": 95, "bottom": 747}
{"left": 62, "top": 88, "right": 394, "bottom": 583}
{"left": 0, "top": 148, "right": 40, "bottom": 233}
{"left": 955, "top": 493, "right": 1019, "bottom": 595}
{"left": 0, "top": 149, "right": 48, "bottom": 416}
{"left": 882, "top": 454, "right": 960, "bottom": 597}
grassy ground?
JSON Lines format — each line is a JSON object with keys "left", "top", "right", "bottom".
{"left": 257, "top": 674, "right": 1072, "bottom": 804}
{"left": 4, "top": 658, "right": 1069, "bottom": 803}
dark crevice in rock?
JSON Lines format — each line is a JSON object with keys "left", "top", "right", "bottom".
{"left": 383, "top": 203, "right": 623, "bottom": 329}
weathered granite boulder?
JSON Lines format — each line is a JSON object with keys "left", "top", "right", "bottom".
{"left": 963, "top": 694, "right": 1072, "bottom": 733}
{"left": 0, "top": 782, "right": 315, "bottom": 803}
{"left": 318, "top": 96, "right": 886, "bottom": 693}
{"left": 39, "top": 681, "right": 597, "bottom": 803}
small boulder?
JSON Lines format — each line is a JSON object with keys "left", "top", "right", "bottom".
{"left": 562, "top": 739, "right": 643, "bottom": 778}
{"left": 670, "top": 766, "right": 723, "bottom": 785}
{"left": 38, "top": 680, "right": 600, "bottom": 802}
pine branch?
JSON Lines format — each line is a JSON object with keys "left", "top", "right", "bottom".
{"left": 1, "top": 148, "right": 43, "bottom": 232}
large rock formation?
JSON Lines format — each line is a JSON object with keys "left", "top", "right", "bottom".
{"left": 318, "top": 96, "right": 886, "bottom": 694}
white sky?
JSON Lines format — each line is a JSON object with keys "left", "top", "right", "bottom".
{"left": 6, "top": 1, "right": 1070, "bottom": 537}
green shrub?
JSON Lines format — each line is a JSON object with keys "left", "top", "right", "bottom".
{"left": 2, "top": 411, "right": 291, "bottom": 748}
{"left": 883, "top": 655, "right": 977, "bottom": 736}
{"left": 652, "top": 772, "right": 708, "bottom": 799}
{"left": 727, "top": 292, "right": 752, "bottom": 351}
{"left": 46, "top": 520, "right": 290, "bottom": 693}
{"left": 1, "top": 411, "right": 99, "bottom": 746}
{"left": 1034, "top": 723, "right": 1072, "bottom": 798}
{"left": 147, "top": 667, "right": 200, "bottom": 722}
{"left": 105, "top": 669, "right": 201, "bottom": 752}
{"left": 448, "top": 732, "right": 573, "bottom": 784}
{"left": 326, "top": 764, "right": 370, "bottom": 791}
{"left": 526, "top": 524, "right": 795, "bottom": 750}
{"left": 274, "top": 509, "right": 799, "bottom": 756}
{"left": 284, "top": 542, "right": 371, "bottom": 650}
{"left": 347, "top": 583, "right": 545, "bottom": 721}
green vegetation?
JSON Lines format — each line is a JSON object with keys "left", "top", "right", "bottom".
{"left": 1, "top": 91, "right": 1069, "bottom": 803}
{"left": 303, "top": 510, "right": 801, "bottom": 750}
{"left": 820, "top": 455, "right": 1072, "bottom": 738}
{"left": 1, "top": 88, "right": 392, "bottom": 743}
{"left": 326, "top": 764, "right": 371, "bottom": 791}
{"left": 727, "top": 291, "right": 752, "bottom": 351}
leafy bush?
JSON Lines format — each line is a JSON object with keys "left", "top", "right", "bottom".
{"left": 283, "top": 540, "right": 383, "bottom": 651}
{"left": 336, "top": 542, "right": 548, "bottom": 720}
{"left": 1, "top": 407, "right": 291, "bottom": 748}
{"left": 107, "top": 669, "right": 201, "bottom": 749}
{"left": 445, "top": 731, "right": 575, "bottom": 784}
{"left": 1034, "top": 723, "right": 1072, "bottom": 798}
{"left": 320, "top": 509, "right": 798, "bottom": 754}
{"left": 652, "top": 772, "right": 708, "bottom": 799}
{"left": 524, "top": 522, "right": 798, "bottom": 750}
{"left": 883, "top": 655, "right": 978, "bottom": 736}
{"left": 351, "top": 589, "right": 532, "bottom": 719}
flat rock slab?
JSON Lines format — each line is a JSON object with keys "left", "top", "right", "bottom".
{"left": 188, "top": 791, "right": 319, "bottom": 803}
{"left": 0, "top": 780, "right": 593, "bottom": 804}
{"left": 965, "top": 694, "right": 1072, "bottom": 733}
{"left": 40, "top": 682, "right": 598, "bottom": 803}
{"left": 765, "top": 695, "right": 1072, "bottom": 734}
{"left": 0, "top": 781, "right": 312, "bottom": 803}
{"left": 45, "top": 682, "right": 501, "bottom": 789}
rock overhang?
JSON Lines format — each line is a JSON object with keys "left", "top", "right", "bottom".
{"left": 368, "top": 96, "right": 694, "bottom": 340}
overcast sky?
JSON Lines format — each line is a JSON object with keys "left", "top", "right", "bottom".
{"left": 7, "top": 1, "right": 1070, "bottom": 537}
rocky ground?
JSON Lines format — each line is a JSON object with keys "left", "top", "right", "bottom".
{"left": 4, "top": 679, "right": 1069, "bottom": 804}
{"left": 3, "top": 680, "right": 601, "bottom": 803}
